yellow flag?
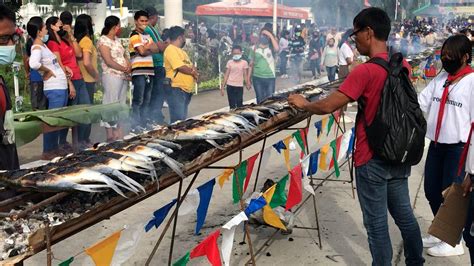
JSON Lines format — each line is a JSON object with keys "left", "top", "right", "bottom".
{"left": 218, "top": 169, "right": 233, "bottom": 188}
{"left": 85, "top": 230, "right": 122, "bottom": 266}
{"left": 120, "top": 0, "right": 123, "bottom": 16}
{"left": 319, "top": 144, "right": 330, "bottom": 171}
{"left": 321, "top": 117, "right": 328, "bottom": 135}
{"left": 262, "top": 184, "right": 287, "bottom": 231}
{"left": 283, "top": 136, "right": 291, "bottom": 171}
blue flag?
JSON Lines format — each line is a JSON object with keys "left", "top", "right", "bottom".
{"left": 244, "top": 196, "right": 266, "bottom": 217}
{"left": 347, "top": 128, "right": 355, "bottom": 158}
{"left": 195, "top": 179, "right": 216, "bottom": 235}
{"left": 272, "top": 140, "right": 287, "bottom": 154}
{"left": 314, "top": 121, "right": 323, "bottom": 138}
{"left": 145, "top": 199, "right": 177, "bottom": 232}
{"left": 308, "top": 150, "right": 319, "bottom": 176}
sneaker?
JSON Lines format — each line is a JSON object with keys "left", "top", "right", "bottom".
{"left": 422, "top": 235, "right": 442, "bottom": 248}
{"left": 427, "top": 242, "right": 464, "bottom": 257}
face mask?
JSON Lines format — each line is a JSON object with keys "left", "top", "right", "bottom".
{"left": 0, "top": 45, "right": 16, "bottom": 65}
{"left": 296, "top": 32, "right": 301, "bottom": 37}
{"left": 57, "top": 29, "right": 67, "bottom": 37}
{"left": 442, "top": 58, "right": 462, "bottom": 75}
{"left": 41, "top": 34, "right": 49, "bottom": 43}
{"left": 232, "top": 54, "right": 242, "bottom": 61}
{"left": 259, "top": 36, "right": 269, "bottom": 46}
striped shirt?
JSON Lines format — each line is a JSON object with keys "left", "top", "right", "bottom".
{"left": 129, "top": 30, "right": 154, "bottom": 76}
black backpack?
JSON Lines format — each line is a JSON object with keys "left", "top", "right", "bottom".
{"left": 358, "top": 53, "right": 427, "bottom": 165}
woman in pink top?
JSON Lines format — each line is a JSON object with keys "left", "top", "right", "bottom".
{"left": 220, "top": 45, "right": 251, "bottom": 109}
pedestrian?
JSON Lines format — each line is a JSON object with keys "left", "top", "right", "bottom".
{"left": 163, "top": 26, "right": 198, "bottom": 123}
{"left": 321, "top": 38, "right": 338, "bottom": 82}
{"left": 248, "top": 26, "right": 279, "bottom": 104}
{"left": 129, "top": 10, "right": 156, "bottom": 131}
{"left": 74, "top": 14, "right": 98, "bottom": 105}
{"left": 97, "top": 16, "right": 131, "bottom": 142}
{"left": 288, "top": 7, "right": 425, "bottom": 265}
{"left": 24, "top": 36, "right": 47, "bottom": 110}
{"left": 28, "top": 16, "right": 69, "bottom": 160}
{"left": 289, "top": 27, "right": 305, "bottom": 83}
{"left": 309, "top": 30, "right": 322, "bottom": 79}
{"left": 338, "top": 29, "right": 354, "bottom": 79}
{"left": 220, "top": 45, "right": 250, "bottom": 109}
{"left": 0, "top": 4, "right": 20, "bottom": 170}
{"left": 278, "top": 30, "right": 289, "bottom": 79}
{"left": 418, "top": 34, "right": 473, "bottom": 257}
{"left": 144, "top": 6, "right": 167, "bottom": 125}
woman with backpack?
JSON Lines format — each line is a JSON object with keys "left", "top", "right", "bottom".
{"left": 418, "top": 34, "right": 474, "bottom": 257}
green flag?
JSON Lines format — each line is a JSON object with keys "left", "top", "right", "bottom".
{"left": 330, "top": 140, "right": 340, "bottom": 178}
{"left": 173, "top": 251, "right": 191, "bottom": 266}
{"left": 326, "top": 115, "right": 335, "bottom": 136}
{"left": 232, "top": 161, "right": 248, "bottom": 203}
{"left": 292, "top": 131, "right": 306, "bottom": 153}
{"left": 59, "top": 257, "right": 74, "bottom": 266}
{"left": 270, "top": 175, "right": 289, "bottom": 208}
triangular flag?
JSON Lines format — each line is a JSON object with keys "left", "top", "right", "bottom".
{"left": 85, "top": 230, "right": 122, "bottom": 266}
{"left": 178, "top": 189, "right": 199, "bottom": 216}
{"left": 262, "top": 184, "right": 287, "bottom": 230}
{"left": 270, "top": 175, "right": 289, "bottom": 208}
{"left": 330, "top": 140, "right": 341, "bottom": 177}
{"left": 338, "top": 131, "right": 352, "bottom": 162}
{"left": 233, "top": 161, "right": 248, "bottom": 204}
{"left": 321, "top": 117, "right": 328, "bottom": 135}
{"left": 244, "top": 196, "right": 266, "bottom": 216}
{"left": 334, "top": 110, "right": 341, "bottom": 123}
{"left": 272, "top": 140, "right": 286, "bottom": 153}
{"left": 218, "top": 169, "right": 233, "bottom": 188}
{"left": 190, "top": 230, "right": 222, "bottom": 266}
{"left": 111, "top": 222, "right": 146, "bottom": 266}
{"left": 196, "top": 179, "right": 216, "bottom": 235}
{"left": 301, "top": 128, "right": 309, "bottom": 150}
{"left": 59, "top": 257, "right": 74, "bottom": 266}
{"left": 327, "top": 115, "right": 335, "bottom": 136}
{"left": 292, "top": 131, "right": 306, "bottom": 154}
{"left": 221, "top": 212, "right": 248, "bottom": 266}
{"left": 283, "top": 136, "right": 292, "bottom": 171}
{"left": 243, "top": 153, "right": 259, "bottom": 193}
{"left": 347, "top": 127, "right": 355, "bottom": 158}
{"left": 314, "top": 120, "right": 323, "bottom": 139}
{"left": 300, "top": 155, "right": 315, "bottom": 195}
{"left": 286, "top": 164, "right": 303, "bottom": 211}
{"left": 145, "top": 199, "right": 177, "bottom": 232}
{"left": 308, "top": 151, "right": 319, "bottom": 176}
{"left": 319, "top": 144, "right": 330, "bottom": 171}
{"left": 173, "top": 251, "right": 191, "bottom": 266}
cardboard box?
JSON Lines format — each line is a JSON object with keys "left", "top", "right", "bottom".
{"left": 428, "top": 183, "right": 470, "bottom": 247}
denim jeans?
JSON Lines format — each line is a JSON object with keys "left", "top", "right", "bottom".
{"left": 67, "top": 79, "right": 91, "bottom": 143}
{"left": 226, "top": 85, "right": 243, "bottom": 109}
{"left": 43, "top": 89, "right": 68, "bottom": 152}
{"left": 356, "top": 158, "right": 424, "bottom": 266}
{"left": 252, "top": 76, "right": 275, "bottom": 104}
{"left": 279, "top": 51, "right": 288, "bottom": 75}
{"left": 131, "top": 75, "right": 153, "bottom": 128}
{"left": 150, "top": 67, "right": 166, "bottom": 124}
{"left": 463, "top": 176, "right": 474, "bottom": 262}
{"left": 424, "top": 141, "right": 465, "bottom": 216}
{"left": 326, "top": 66, "right": 337, "bottom": 82}
{"left": 310, "top": 58, "right": 321, "bottom": 76}
{"left": 85, "top": 82, "right": 95, "bottom": 104}
{"left": 165, "top": 86, "right": 192, "bottom": 124}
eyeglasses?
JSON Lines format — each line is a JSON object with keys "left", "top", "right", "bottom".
{"left": 349, "top": 27, "right": 367, "bottom": 42}
{"left": 0, "top": 33, "right": 20, "bottom": 45}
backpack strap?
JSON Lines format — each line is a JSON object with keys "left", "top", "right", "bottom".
{"left": 367, "top": 57, "right": 389, "bottom": 72}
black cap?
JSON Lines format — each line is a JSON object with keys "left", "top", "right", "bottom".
{"left": 144, "top": 6, "right": 158, "bottom": 16}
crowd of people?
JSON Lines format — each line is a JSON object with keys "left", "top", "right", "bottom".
{"left": 2, "top": 3, "right": 474, "bottom": 265}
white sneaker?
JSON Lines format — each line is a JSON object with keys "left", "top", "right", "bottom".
{"left": 422, "top": 235, "right": 441, "bottom": 248}
{"left": 427, "top": 242, "right": 464, "bottom": 257}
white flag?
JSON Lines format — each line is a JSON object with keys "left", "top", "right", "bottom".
{"left": 111, "top": 222, "right": 146, "bottom": 266}
{"left": 338, "top": 131, "right": 352, "bottom": 162}
{"left": 300, "top": 155, "right": 315, "bottom": 195}
{"left": 178, "top": 189, "right": 199, "bottom": 216}
{"left": 221, "top": 212, "right": 248, "bottom": 266}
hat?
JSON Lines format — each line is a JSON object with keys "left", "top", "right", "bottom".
{"left": 144, "top": 6, "right": 158, "bottom": 16}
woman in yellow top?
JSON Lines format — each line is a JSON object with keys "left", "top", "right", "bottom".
{"left": 74, "top": 14, "right": 99, "bottom": 104}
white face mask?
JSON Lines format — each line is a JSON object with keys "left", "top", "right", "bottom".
{"left": 0, "top": 45, "right": 16, "bottom": 65}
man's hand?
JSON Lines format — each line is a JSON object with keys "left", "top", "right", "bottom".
{"left": 288, "top": 94, "right": 309, "bottom": 110}
{"left": 463, "top": 175, "right": 472, "bottom": 197}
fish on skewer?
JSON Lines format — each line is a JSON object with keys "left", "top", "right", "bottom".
{"left": 202, "top": 113, "right": 256, "bottom": 132}
{"left": 231, "top": 108, "right": 268, "bottom": 124}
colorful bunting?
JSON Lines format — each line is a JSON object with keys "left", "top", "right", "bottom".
{"left": 326, "top": 115, "right": 335, "bottom": 136}
{"left": 293, "top": 131, "right": 306, "bottom": 153}
{"left": 321, "top": 117, "right": 328, "bottom": 134}
{"left": 300, "top": 155, "right": 315, "bottom": 195}
{"left": 286, "top": 164, "right": 303, "bottom": 211}
{"left": 347, "top": 128, "right": 355, "bottom": 158}
{"left": 85, "top": 230, "right": 122, "bottom": 266}
{"left": 283, "top": 136, "right": 292, "bottom": 170}
{"left": 308, "top": 151, "right": 319, "bottom": 176}
{"left": 111, "top": 222, "right": 146, "bottom": 265}
{"left": 243, "top": 153, "right": 260, "bottom": 192}
{"left": 244, "top": 196, "right": 266, "bottom": 216}
{"left": 173, "top": 251, "right": 191, "bottom": 266}
{"left": 233, "top": 161, "right": 248, "bottom": 203}
{"left": 314, "top": 120, "right": 323, "bottom": 139}
{"left": 196, "top": 179, "right": 216, "bottom": 235}
{"left": 178, "top": 189, "right": 199, "bottom": 217}
{"left": 270, "top": 175, "right": 289, "bottom": 208}
{"left": 190, "top": 230, "right": 222, "bottom": 266}
{"left": 218, "top": 169, "right": 233, "bottom": 188}
{"left": 221, "top": 212, "right": 248, "bottom": 266}
{"left": 272, "top": 140, "right": 286, "bottom": 153}
{"left": 59, "top": 257, "right": 74, "bottom": 266}
{"left": 319, "top": 144, "right": 330, "bottom": 171}
{"left": 145, "top": 199, "right": 177, "bottom": 232}
{"left": 262, "top": 184, "right": 287, "bottom": 230}
{"left": 330, "top": 140, "right": 341, "bottom": 177}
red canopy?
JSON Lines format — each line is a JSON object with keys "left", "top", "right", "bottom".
{"left": 195, "top": 0, "right": 309, "bottom": 20}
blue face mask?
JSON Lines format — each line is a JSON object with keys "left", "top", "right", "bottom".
{"left": 41, "top": 34, "right": 49, "bottom": 43}
{"left": 0, "top": 45, "right": 16, "bottom": 65}
{"left": 232, "top": 54, "right": 242, "bottom": 61}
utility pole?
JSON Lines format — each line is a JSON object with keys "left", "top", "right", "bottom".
{"left": 273, "top": 0, "right": 277, "bottom": 35}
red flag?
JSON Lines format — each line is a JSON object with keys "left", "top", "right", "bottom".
{"left": 190, "top": 230, "right": 222, "bottom": 266}
{"left": 243, "top": 153, "right": 259, "bottom": 192}
{"left": 286, "top": 164, "right": 303, "bottom": 211}
{"left": 299, "top": 128, "right": 309, "bottom": 159}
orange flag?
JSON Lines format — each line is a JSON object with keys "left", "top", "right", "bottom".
{"left": 85, "top": 230, "right": 122, "bottom": 266}
{"left": 218, "top": 169, "right": 233, "bottom": 188}
{"left": 262, "top": 184, "right": 287, "bottom": 231}
{"left": 319, "top": 144, "right": 330, "bottom": 171}
{"left": 283, "top": 136, "right": 292, "bottom": 171}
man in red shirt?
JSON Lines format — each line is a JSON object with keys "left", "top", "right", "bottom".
{"left": 289, "top": 8, "right": 424, "bottom": 265}
{"left": 0, "top": 4, "right": 19, "bottom": 171}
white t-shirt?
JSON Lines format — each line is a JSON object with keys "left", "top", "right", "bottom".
{"left": 418, "top": 72, "right": 474, "bottom": 144}
{"left": 29, "top": 44, "right": 68, "bottom": 90}
{"left": 466, "top": 129, "right": 474, "bottom": 174}
{"left": 338, "top": 43, "right": 354, "bottom": 66}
